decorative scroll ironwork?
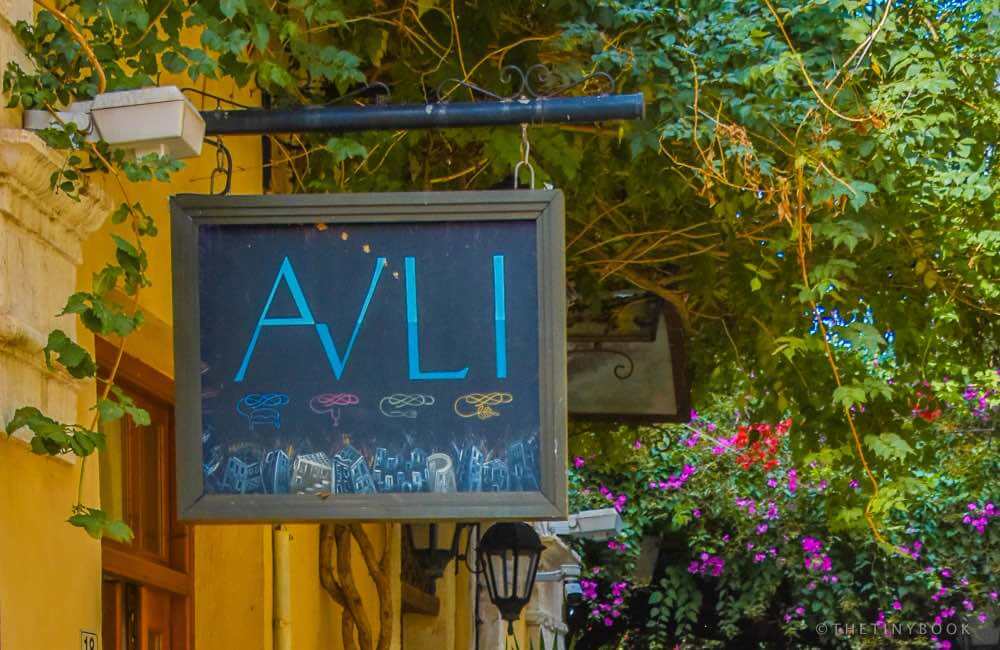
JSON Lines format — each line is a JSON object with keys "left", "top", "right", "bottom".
{"left": 329, "top": 81, "right": 391, "bottom": 105}
{"left": 567, "top": 345, "right": 636, "bottom": 380}
{"left": 435, "top": 64, "right": 615, "bottom": 102}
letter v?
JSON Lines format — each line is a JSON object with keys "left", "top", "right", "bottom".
{"left": 314, "top": 257, "right": 387, "bottom": 379}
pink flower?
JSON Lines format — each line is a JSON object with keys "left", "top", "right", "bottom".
{"left": 787, "top": 469, "right": 798, "bottom": 493}
{"left": 692, "top": 508, "right": 702, "bottom": 519}
{"left": 892, "top": 600, "right": 902, "bottom": 611}
{"left": 801, "top": 537, "right": 823, "bottom": 554}
{"left": 633, "top": 439, "right": 642, "bottom": 450}
{"left": 573, "top": 456, "right": 585, "bottom": 469}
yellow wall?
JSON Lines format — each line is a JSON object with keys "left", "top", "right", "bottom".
{"left": 0, "top": 438, "right": 102, "bottom": 648}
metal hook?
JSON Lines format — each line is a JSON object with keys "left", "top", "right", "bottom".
{"left": 513, "top": 123, "right": 535, "bottom": 190}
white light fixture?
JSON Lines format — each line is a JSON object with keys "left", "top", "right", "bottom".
{"left": 23, "top": 86, "right": 205, "bottom": 160}
{"left": 545, "top": 507, "right": 624, "bottom": 541}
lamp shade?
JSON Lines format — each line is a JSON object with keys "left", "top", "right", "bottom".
{"left": 478, "top": 522, "right": 544, "bottom": 626}
{"left": 405, "top": 523, "right": 463, "bottom": 580}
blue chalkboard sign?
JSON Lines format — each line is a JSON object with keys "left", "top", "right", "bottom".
{"left": 171, "top": 191, "right": 566, "bottom": 522}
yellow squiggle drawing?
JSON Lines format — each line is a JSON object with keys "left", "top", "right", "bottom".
{"left": 454, "top": 392, "right": 514, "bottom": 420}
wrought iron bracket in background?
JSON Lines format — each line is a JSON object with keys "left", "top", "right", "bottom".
{"left": 200, "top": 65, "right": 643, "bottom": 136}
{"left": 435, "top": 64, "right": 616, "bottom": 101}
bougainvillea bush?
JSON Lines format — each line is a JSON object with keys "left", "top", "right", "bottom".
{"left": 567, "top": 374, "right": 998, "bottom": 649}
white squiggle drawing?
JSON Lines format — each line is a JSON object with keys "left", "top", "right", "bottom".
{"left": 379, "top": 393, "right": 435, "bottom": 418}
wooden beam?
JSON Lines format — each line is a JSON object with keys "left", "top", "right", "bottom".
{"left": 102, "top": 544, "right": 191, "bottom": 596}
{"left": 401, "top": 583, "right": 439, "bottom": 616}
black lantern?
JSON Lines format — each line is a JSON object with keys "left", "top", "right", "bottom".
{"left": 404, "top": 523, "right": 465, "bottom": 580}
{"left": 477, "top": 522, "right": 545, "bottom": 632}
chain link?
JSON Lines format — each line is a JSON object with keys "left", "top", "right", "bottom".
{"left": 513, "top": 122, "right": 535, "bottom": 190}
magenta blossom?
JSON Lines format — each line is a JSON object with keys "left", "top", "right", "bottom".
{"left": 688, "top": 552, "right": 725, "bottom": 577}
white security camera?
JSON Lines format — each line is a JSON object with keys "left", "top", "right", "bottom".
{"left": 546, "top": 507, "right": 624, "bottom": 541}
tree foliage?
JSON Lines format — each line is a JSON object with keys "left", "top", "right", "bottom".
{"left": 3, "top": 0, "right": 997, "bottom": 556}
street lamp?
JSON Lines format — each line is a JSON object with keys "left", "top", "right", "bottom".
{"left": 404, "top": 523, "right": 465, "bottom": 580}
{"left": 477, "top": 522, "right": 545, "bottom": 633}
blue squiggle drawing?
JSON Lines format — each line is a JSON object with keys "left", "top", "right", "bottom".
{"left": 237, "top": 393, "right": 289, "bottom": 430}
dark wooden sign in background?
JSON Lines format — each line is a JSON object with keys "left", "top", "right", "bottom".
{"left": 171, "top": 191, "right": 566, "bottom": 521}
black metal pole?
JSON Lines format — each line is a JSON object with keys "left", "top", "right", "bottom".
{"left": 202, "top": 93, "right": 644, "bottom": 136}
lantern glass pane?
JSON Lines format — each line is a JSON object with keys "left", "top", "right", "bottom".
{"left": 490, "top": 550, "right": 512, "bottom": 599}
{"left": 436, "top": 522, "right": 457, "bottom": 552}
{"left": 516, "top": 551, "right": 540, "bottom": 599}
{"left": 410, "top": 524, "right": 431, "bottom": 550}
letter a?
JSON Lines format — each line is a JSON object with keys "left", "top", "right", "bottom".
{"left": 235, "top": 257, "right": 318, "bottom": 382}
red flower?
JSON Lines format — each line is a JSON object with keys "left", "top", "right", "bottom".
{"left": 730, "top": 419, "right": 792, "bottom": 470}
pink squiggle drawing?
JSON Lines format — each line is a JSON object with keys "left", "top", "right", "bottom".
{"left": 309, "top": 393, "right": 360, "bottom": 427}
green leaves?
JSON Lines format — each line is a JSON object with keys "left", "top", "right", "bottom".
{"left": 864, "top": 433, "right": 914, "bottom": 463}
{"left": 324, "top": 137, "right": 367, "bottom": 164}
{"left": 97, "top": 386, "right": 151, "bottom": 426}
{"left": 219, "top": 0, "right": 248, "bottom": 19}
{"left": 44, "top": 330, "right": 96, "bottom": 379}
{"left": 59, "top": 291, "right": 143, "bottom": 338}
{"left": 832, "top": 378, "right": 892, "bottom": 409}
{"left": 122, "top": 154, "right": 185, "bottom": 183}
{"left": 5, "top": 406, "right": 104, "bottom": 457}
{"left": 812, "top": 219, "right": 870, "bottom": 253}
{"left": 647, "top": 566, "right": 702, "bottom": 639}
{"left": 68, "top": 507, "right": 133, "bottom": 542}
{"left": 112, "top": 234, "right": 149, "bottom": 294}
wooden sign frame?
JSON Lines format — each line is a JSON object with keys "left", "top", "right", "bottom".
{"left": 171, "top": 191, "right": 567, "bottom": 522}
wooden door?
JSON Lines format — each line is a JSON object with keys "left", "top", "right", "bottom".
{"left": 98, "top": 339, "right": 192, "bottom": 650}
{"left": 140, "top": 586, "right": 172, "bottom": 650}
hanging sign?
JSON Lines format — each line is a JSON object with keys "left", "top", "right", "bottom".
{"left": 171, "top": 191, "right": 566, "bottom": 521}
